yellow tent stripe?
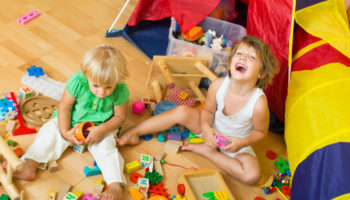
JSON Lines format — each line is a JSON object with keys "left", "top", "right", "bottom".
{"left": 333, "top": 193, "right": 350, "bottom": 200}
{"left": 292, "top": 40, "right": 327, "bottom": 62}
{"left": 288, "top": 0, "right": 297, "bottom": 84}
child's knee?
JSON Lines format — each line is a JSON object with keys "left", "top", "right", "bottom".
{"left": 240, "top": 169, "right": 261, "bottom": 185}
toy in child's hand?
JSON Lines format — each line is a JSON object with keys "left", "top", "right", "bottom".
{"left": 215, "top": 135, "right": 232, "bottom": 147}
{"left": 75, "top": 122, "right": 94, "bottom": 141}
{"left": 132, "top": 100, "right": 145, "bottom": 114}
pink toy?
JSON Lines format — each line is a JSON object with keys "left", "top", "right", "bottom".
{"left": 215, "top": 135, "right": 231, "bottom": 147}
{"left": 17, "top": 11, "right": 40, "bottom": 24}
{"left": 81, "top": 193, "right": 98, "bottom": 200}
{"left": 132, "top": 100, "right": 145, "bottom": 114}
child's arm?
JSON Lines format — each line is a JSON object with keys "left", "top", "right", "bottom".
{"left": 84, "top": 101, "right": 128, "bottom": 145}
{"left": 58, "top": 89, "right": 82, "bottom": 145}
{"left": 221, "top": 95, "right": 269, "bottom": 153}
{"left": 201, "top": 78, "right": 225, "bottom": 147}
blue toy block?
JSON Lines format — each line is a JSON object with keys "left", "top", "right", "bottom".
{"left": 167, "top": 125, "right": 181, "bottom": 134}
{"left": 139, "top": 133, "right": 153, "bottom": 141}
{"left": 157, "top": 132, "right": 165, "bottom": 142}
{"left": 180, "top": 129, "right": 189, "bottom": 139}
{"left": 84, "top": 165, "right": 101, "bottom": 177}
{"left": 27, "top": 65, "right": 44, "bottom": 78}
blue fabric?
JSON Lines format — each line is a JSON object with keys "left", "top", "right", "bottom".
{"left": 106, "top": 18, "right": 170, "bottom": 58}
{"left": 296, "top": 0, "right": 325, "bottom": 10}
{"left": 291, "top": 142, "right": 350, "bottom": 200}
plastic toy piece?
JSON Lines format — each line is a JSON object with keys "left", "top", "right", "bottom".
{"left": 275, "top": 157, "right": 291, "bottom": 176}
{"left": 84, "top": 164, "right": 101, "bottom": 177}
{"left": 10, "top": 92, "right": 37, "bottom": 136}
{"left": 73, "top": 190, "right": 83, "bottom": 198}
{"left": 167, "top": 133, "right": 182, "bottom": 141}
{"left": 132, "top": 101, "right": 145, "bottom": 114}
{"left": 17, "top": 11, "right": 40, "bottom": 24}
{"left": 0, "top": 98, "right": 18, "bottom": 121}
{"left": 144, "top": 170, "right": 163, "bottom": 185}
{"left": 168, "top": 88, "right": 196, "bottom": 106}
{"left": 128, "top": 188, "right": 144, "bottom": 200}
{"left": 64, "top": 192, "right": 78, "bottom": 200}
{"left": 130, "top": 172, "right": 143, "bottom": 184}
{"left": 266, "top": 150, "right": 277, "bottom": 160}
{"left": 202, "top": 190, "right": 228, "bottom": 200}
{"left": 148, "top": 182, "right": 169, "bottom": 198}
{"left": 20, "top": 96, "right": 59, "bottom": 127}
{"left": 148, "top": 195, "right": 168, "bottom": 200}
{"left": 181, "top": 26, "right": 204, "bottom": 41}
{"left": 6, "top": 139, "right": 17, "bottom": 147}
{"left": 125, "top": 160, "right": 141, "bottom": 174}
{"left": 13, "top": 147, "right": 24, "bottom": 157}
{"left": 139, "top": 133, "right": 153, "bottom": 141}
{"left": 48, "top": 190, "right": 57, "bottom": 200}
{"left": 177, "top": 184, "right": 185, "bottom": 195}
{"left": 75, "top": 122, "right": 94, "bottom": 141}
{"left": 73, "top": 144, "right": 87, "bottom": 153}
{"left": 81, "top": 192, "right": 98, "bottom": 200}
{"left": 187, "top": 132, "right": 204, "bottom": 144}
{"left": 0, "top": 194, "right": 10, "bottom": 200}
{"left": 215, "top": 135, "right": 232, "bottom": 147}
{"left": 27, "top": 66, "right": 44, "bottom": 78}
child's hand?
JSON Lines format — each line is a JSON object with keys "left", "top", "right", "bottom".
{"left": 84, "top": 126, "right": 103, "bottom": 145}
{"left": 62, "top": 125, "right": 83, "bottom": 145}
{"left": 202, "top": 127, "right": 219, "bottom": 148}
{"left": 220, "top": 136, "right": 244, "bottom": 153}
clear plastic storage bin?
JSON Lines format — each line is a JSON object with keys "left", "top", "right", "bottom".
{"left": 167, "top": 17, "right": 246, "bottom": 75}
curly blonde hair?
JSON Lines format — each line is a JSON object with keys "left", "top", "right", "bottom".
{"left": 227, "top": 35, "right": 280, "bottom": 89}
{"left": 81, "top": 44, "right": 129, "bottom": 86}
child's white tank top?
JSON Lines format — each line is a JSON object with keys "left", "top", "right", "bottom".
{"left": 213, "top": 76, "right": 265, "bottom": 138}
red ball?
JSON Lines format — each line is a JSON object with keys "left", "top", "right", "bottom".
{"left": 132, "top": 100, "right": 145, "bottom": 114}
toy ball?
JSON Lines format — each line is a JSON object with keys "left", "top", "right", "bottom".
{"left": 132, "top": 100, "right": 145, "bottom": 114}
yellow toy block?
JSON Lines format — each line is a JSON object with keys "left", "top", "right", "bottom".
{"left": 178, "top": 91, "right": 189, "bottom": 100}
{"left": 125, "top": 160, "right": 141, "bottom": 174}
{"left": 48, "top": 190, "right": 56, "bottom": 200}
{"left": 173, "top": 194, "right": 187, "bottom": 200}
{"left": 129, "top": 188, "right": 144, "bottom": 200}
{"left": 95, "top": 179, "right": 105, "bottom": 185}
{"left": 72, "top": 190, "right": 82, "bottom": 198}
{"left": 188, "top": 138, "right": 204, "bottom": 143}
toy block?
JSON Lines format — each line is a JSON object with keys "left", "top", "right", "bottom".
{"left": 0, "top": 121, "right": 6, "bottom": 136}
{"left": 167, "top": 133, "right": 182, "bottom": 141}
{"left": 140, "top": 154, "right": 151, "bottom": 168}
{"left": 129, "top": 188, "right": 144, "bottom": 200}
{"left": 84, "top": 165, "right": 101, "bottom": 177}
{"left": 275, "top": 157, "right": 291, "bottom": 176}
{"left": 27, "top": 65, "right": 44, "bottom": 78}
{"left": 181, "top": 26, "right": 203, "bottom": 41}
{"left": 139, "top": 133, "right": 153, "bottom": 141}
{"left": 48, "top": 190, "right": 57, "bottom": 200}
{"left": 81, "top": 192, "right": 98, "bottom": 200}
{"left": 38, "top": 162, "right": 48, "bottom": 170}
{"left": 95, "top": 179, "right": 105, "bottom": 185}
{"left": 0, "top": 194, "right": 10, "bottom": 200}
{"left": 136, "top": 178, "right": 149, "bottom": 193}
{"left": 125, "top": 160, "right": 141, "bottom": 174}
{"left": 154, "top": 151, "right": 166, "bottom": 161}
{"left": 188, "top": 132, "right": 204, "bottom": 143}
{"left": 13, "top": 147, "right": 24, "bottom": 157}
{"left": 57, "top": 183, "right": 72, "bottom": 200}
{"left": 203, "top": 190, "right": 228, "bottom": 200}
{"left": 19, "top": 86, "right": 34, "bottom": 99}
{"left": 163, "top": 140, "right": 182, "bottom": 154}
{"left": 64, "top": 192, "right": 78, "bottom": 200}
{"left": 154, "top": 160, "right": 163, "bottom": 176}
{"left": 17, "top": 10, "right": 40, "bottom": 24}
{"left": 173, "top": 194, "right": 187, "bottom": 200}
{"left": 73, "top": 143, "right": 87, "bottom": 153}
{"left": 93, "top": 183, "right": 105, "bottom": 196}
{"left": 6, "top": 139, "right": 17, "bottom": 147}
{"left": 178, "top": 91, "right": 189, "bottom": 100}
{"left": 48, "top": 160, "right": 58, "bottom": 172}
{"left": 157, "top": 132, "right": 165, "bottom": 142}
{"left": 0, "top": 98, "right": 17, "bottom": 121}
{"left": 72, "top": 190, "right": 83, "bottom": 198}
{"left": 6, "top": 120, "right": 16, "bottom": 134}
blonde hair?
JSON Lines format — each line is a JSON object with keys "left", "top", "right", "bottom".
{"left": 81, "top": 44, "right": 129, "bottom": 86}
{"left": 227, "top": 35, "right": 280, "bottom": 89}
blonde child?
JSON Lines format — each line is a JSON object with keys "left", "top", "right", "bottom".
{"left": 14, "top": 44, "right": 129, "bottom": 200}
{"left": 116, "top": 35, "right": 279, "bottom": 184}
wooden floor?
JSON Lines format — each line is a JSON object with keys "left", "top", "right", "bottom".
{"left": 0, "top": 1, "right": 288, "bottom": 199}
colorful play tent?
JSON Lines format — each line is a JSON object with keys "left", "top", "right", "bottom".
{"left": 106, "top": 0, "right": 350, "bottom": 199}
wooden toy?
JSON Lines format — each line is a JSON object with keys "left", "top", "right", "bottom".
{"left": 128, "top": 188, "right": 144, "bottom": 200}
{"left": 48, "top": 160, "right": 58, "bottom": 172}
{"left": 75, "top": 122, "right": 94, "bottom": 141}
{"left": 93, "top": 183, "right": 104, "bottom": 196}
{"left": 136, "top": 178, "right": 149, "bottom": 193}
{"left": 6, "top": 120, "right": 16, "bottom": 134}
{"left": 17, "top": 11, "right": 40, "bottom": 24}
{"left": 20, "top": 96, "right": 58, "bottom": 127}
{"left": 163, "top": 140, "right": 182, "bottom": 154}
{"left": 140, "top": 154, "right": 151, "bottom": 168}
{"left": 10, "top": 92, "right": 36, "bottom": 136}
{"left": 72, "top": 190, "right": 82, "bottom": 198}
{"left": 38, "top": 162, "right": 47, "bottom": 170}
{"left": 146, "top": 56, "right": 217, "bottom": 103}
{"left": 154, "top": 160, "right": 163, "bottom": 176}
{"left": 125, "top": 160, "right": 141, "bottom": 174}
{"left": 64, "top": 192, "right": 79, "bottom": 200}
{"left": 48, "top": 190, "right": 56, "bottom": 200}
{"left": 0, "top": 121, "right": 6, "bottom": 136}
{"left": 57, "top": 183, "right": 72, "bottom": 200}
{"left": 84, "top": 165, "right": 101, "bottom": 177}
{"left": 177, "top": 168, "right": 235, "bottom": 200}
{"left": 202, "top": 190, "right": 229, "bottom": 200}
{"left": 19, "top": 87, "right": 34, "bottom": 99}
{"left": 0, "top": 136, "right": 22, "bottom": 199}
{"left": 154, "top": 151, "right": 166, "bottom": 161}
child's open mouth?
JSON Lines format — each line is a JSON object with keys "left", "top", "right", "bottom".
{"left": 235, "top": 64, "right": 247, "bottom": 72}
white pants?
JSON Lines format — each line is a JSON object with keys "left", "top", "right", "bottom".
{"left": 21, "top": 118, "right": 126, "bottom": 185}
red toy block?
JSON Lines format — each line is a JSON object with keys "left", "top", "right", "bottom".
{"left": 17, "top": 11, "right": 41, "bottom": 24}
{"left": 14, "top": 147, "right": 24, "bottom": 157}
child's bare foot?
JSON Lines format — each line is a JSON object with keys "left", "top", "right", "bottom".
{"left": 13, "top": 159, "right": 39, "bottom": 181}
{"left": 115, "top": 129, "right": 140, "bottom": 146}
{"left": 181, "top": 143, "right": 218, "bottom": 157}
{"left": 99, "top": 182, "right": 123, "bottom": 200}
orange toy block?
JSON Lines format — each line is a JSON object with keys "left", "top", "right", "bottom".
{"left": 129, "top": 188, "right": 144, "bottom": 200}
{"left": 13, "top": 147, "right": 24, "bottom": 157}
{"left": 181, "top": 26, "right": 203, "bottom": 41}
